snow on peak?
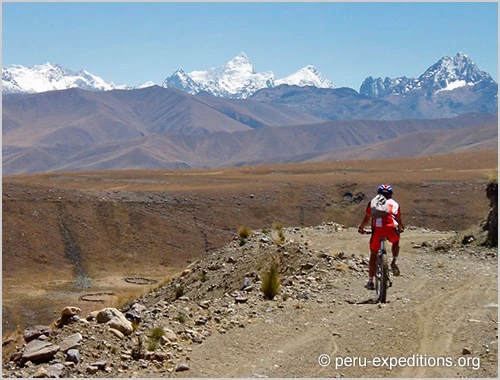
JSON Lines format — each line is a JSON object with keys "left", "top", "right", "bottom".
{"left": 418, "top": 52, "right": 492, "bottom": 91}
{"left": 2, "top": 62, "right": 118, "bottom": 94}
{"left": 435, "top": 80, "right": 474, "bottom": 93}
{"left": 360, "top": 52, "right": 494, "bottom": 97}
{"left": 275, "top": 65, "right": 335, "bottom": 88}
{"left": 165, "top": 52, "right": 275, "bottom": 98}
{"left": 162, "top": 54, "right": 336, "bottom": 98}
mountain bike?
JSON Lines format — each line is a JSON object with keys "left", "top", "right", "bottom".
{"left": 359, "top": 229, "right": 392, "bottom": 303}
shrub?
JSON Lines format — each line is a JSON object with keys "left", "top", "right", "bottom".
{"left": 131, "top": 320, "right": 140, "bottom": 331}
{"left": 199, "top": 271, "right": 209, "bottom": 282}
{"left": 174, "top": 284, "right": 184, "bottom": 299}
{"left": 272, "top": 222, "right": 285, "bottom": 245}
{"left": 177, "top": 314, "right": 187, "bottom": 324}
{"left": 261, "top": 261, "right": 280, "bottom": 300}
{"left": 277, "top": 229, "right": 286, "bottom": 244}
{"left": 487, "top": 168, "right": 498, "bottom": 184}
{"left": 238, "top": 225, "right": 252, "bottom": 239}
{"left": 238, "top": 225, "right": 252, "bottom": 246}
{"left": 147, "top": 327, "right": 165, "bottom": 351}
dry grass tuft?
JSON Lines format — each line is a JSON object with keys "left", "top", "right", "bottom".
{"left": 238, "top": 225, "right": 252, "bottom": 246}
{"left": 487, "top": 168, "right": 498, "bottom": 184}
{"left": 261, "top": 261, "right": 280, "bottom": 300}
{"left": 272, "top": 222, "right": 285, "bottom": 245}
{"left": 147, "top": 326, "right": 165, "bottom": 351}
{"left": 174, "top": 284, "right": 184, "bottom": 300}
{"left": 238, "top": 225, "right": 252, "bottom": 239}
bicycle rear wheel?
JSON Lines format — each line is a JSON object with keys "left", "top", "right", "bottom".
{"left": 377, "top": 253, "right": 389, "bottom": 303}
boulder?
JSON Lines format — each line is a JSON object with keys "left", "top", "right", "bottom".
{"left": 107, "top": 316, "right": 133, "bottom": 336}
{"left": 33, "top": 367, "right": 50, "bottom": 378}
{"left": 175, "top": 363, "right": 190, "bottom": 372}
{"left": 96, "top": 308, "right": 122, "bottom": 323}
{"left": 23, "top": 325, "right": 52, "bottom": 343}
{"left": 97, "top": 308, "right": 133, "bottom": 335}
{"left": 124, "top": 311, "right": 141, "bottom": 324}
{"left": 59, "top": 333, "right": 82, "bottom": 352}
{"left": 162, "top": 328, "right": 178, "bottom": 342}
{"left": 66, "top": 349, "right": 80, "bottom": 364}
{"left": 60, "top": 306, "right": 81, "bottom": 317}
{"left": 56, "top": 306, "right": 81, "bottom": 328}
{"left": 46, "top": 363, "right": 67, "bottom": 378}
{"left": 96, "top": 307, "right": 134, "bottom": 335}
{"left": 109, "top": 327, "right": 125, "bottom": 339}
{"left": 21, "top": 339, "right": 60, "bottom": 364}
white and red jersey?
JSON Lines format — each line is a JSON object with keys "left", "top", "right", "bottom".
{"left": 365, "top": 198, "right": 401, "bottom": 228}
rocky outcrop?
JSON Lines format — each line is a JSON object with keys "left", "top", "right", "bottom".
{"left": 20, "top": 340, "right": 60, "bottom": 365}
{"left": 23, "top": 326, "right": 52, "bottom": 343}
{"left": 484, "top": 181, "right": 498, "bottom": 247}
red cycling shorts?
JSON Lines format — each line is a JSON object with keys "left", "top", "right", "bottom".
{"left": 370, "top": 226, "right": 400, "bottom": 252}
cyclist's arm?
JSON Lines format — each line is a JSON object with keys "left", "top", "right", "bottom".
{"left": 395, "top": 209, "right": 404, "bottom": 232}
{"left": 358, "top": 214, "right": 371, "bottom": 232}
{"left": 358, "top": 202, "right": 371, "bottom": 233}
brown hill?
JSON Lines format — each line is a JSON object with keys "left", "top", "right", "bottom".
{"left": 3, "top": 113, "right": 496, "bottom": 174}
{"left": 2, "top": 86, "right": 324, "bottom": 147}
{"left": 307, "top": 123, "right": 498, "bottom": 162}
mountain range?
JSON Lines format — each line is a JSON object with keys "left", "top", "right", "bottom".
{"left": 2, "top": 52, "right": 498, "bottom": 174}
{"left": 4, "top": 52, "right": 495, "bottom": 100}
{"left": 2, "top": 81, "right": 497, "bottom": 173}
{"left": 2, "top": 52, "right": 335, "bottom": 98}
{"left": 162, "top": 53, "right": 335, "bottom": 99}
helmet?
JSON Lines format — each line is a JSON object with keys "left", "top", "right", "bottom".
{"left": 377, "top": 184, "right": 393, "bottom": 197}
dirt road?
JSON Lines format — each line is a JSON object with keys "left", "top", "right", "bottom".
{"left": 174, "top": 227, "right": 498, "bottom": 378}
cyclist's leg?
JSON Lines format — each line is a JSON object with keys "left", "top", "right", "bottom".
{"left": 391, "top": 240, "right": 400, "bottom": 259}
{"left": 388, "top": 228, "right": 401, "bottom": 276}
{"left": 368, "top": 250, "right": 378, "bottom": 278}
{"left": 365, "top": 230, "right": 381, "bottom": 289}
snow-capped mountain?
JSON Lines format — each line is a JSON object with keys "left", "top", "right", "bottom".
{"left": 1, "top": 63, "right": 155, "bottom": 94}
{"left": 2, "top": 63, "right": 117, "bottom": 94}
{"left": 360, "top": 52, "right": 495, "bottom": 97}
{"left": 163, "top": 53, "right": 274, "bottom": 99}
{"left": 163, "top": 69, "right": 203, "bottom": 94}
{"left": 162, "top": 53, "right": 334, "bottom": 99}
{"left": 275, "top": 65, "right": 335, "bottom": 89}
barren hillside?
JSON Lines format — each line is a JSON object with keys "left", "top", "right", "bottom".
{"left": 2, "top": 103, "right": 497, "bottom": 174}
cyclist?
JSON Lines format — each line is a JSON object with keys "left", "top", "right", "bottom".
{"left": 357, "top": 184, "right": 404, "bottom": 290}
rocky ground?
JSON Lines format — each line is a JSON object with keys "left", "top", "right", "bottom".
{"left": 2, "top": 223, "right": 497, "bottom": 378}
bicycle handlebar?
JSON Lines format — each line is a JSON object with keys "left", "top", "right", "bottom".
{"left": 358, "top": 228, "right": 404, "bottom": 235}
{"left": 358, "top": 228, "right": 372, "bottom": 234}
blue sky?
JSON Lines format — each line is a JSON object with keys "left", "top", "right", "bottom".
{"left": 2, "top": 2, "right": 498, "bottom": 90}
